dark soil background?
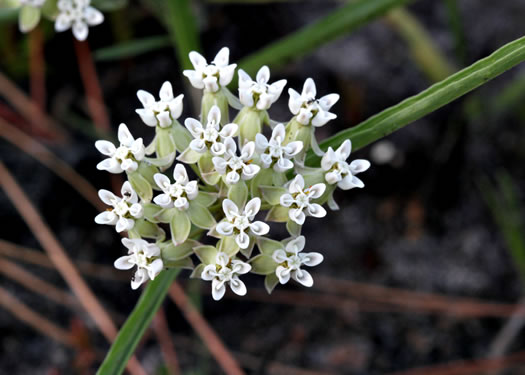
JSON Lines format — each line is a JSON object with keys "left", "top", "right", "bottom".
{"left": 2, "top": 0, "right": 525, "bottom": 374}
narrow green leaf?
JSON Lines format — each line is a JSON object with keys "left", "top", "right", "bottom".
{"left": 237, "top": 0, "right": 413, "bottom": 78}
{"left": 128, "top": 171, "right": 153, "bottom": 202}
{"left": 96, "top": 269, "right": 180, "bottom": 375}
{"left": 307, "top": 35, "right": 525, "bottom": 165}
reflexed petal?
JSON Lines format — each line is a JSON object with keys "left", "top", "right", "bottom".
{"left": 129, "top": 203, "right": 143, "bottom": 218}
{"left": 230, "top": 277, "right": 247, "bottom": 296}
{"left": 289, "top": 208, "right": 305, "bottom": 225}
{"left": 154, "top": 173, "right": 171, "bottom": 192}
{"left": 216, "top": 221, "right": 234, "bottom": 236}
{"left": 276, "top": 265, "right": 291, "bottom": 284}
{"left": 256, "top": 65, "right": 270, "bottom": 84}
{"left": 284, "top": 141, "right": 303, "bottom": 157}
{"left": 207, "top": 105, "right": 221, "bottom": 125}
{"left": 237, "top": 69, "right": 253, "bottom": 89}
{"left": 292, "top": 269, "right": 313, "bottom": 287}
{"left": 98, "top": 189, "right": 117, "bottom": 205}
{"left": 173, "top": 163, "right": 188, "bottom": 183}
{"left": 350, "top": 159, "right": 371, "bottom": 174}
{"left": 147, "top": 258, "right": 163, "bottom": 280}
{"left": 169, "top": 94, "right": 184, "bottom": 119}
{"left": 211, "top": 279, "right": 226, "bottom": 300}
{"left": 223, "top": 199, "right": 240, "bottom": 217}
{"left": 97, "top": 158, "right": 123, "bottom": 173}
{"left": 137, "top": 90, "right": 156, "bottom": 108}
{"left": 255, "top": 134, "right": 269, "bottom": 153}
{"left": 189, "top": 51, "right": 207, "bottom": 68}
{"left": 121, "top": 181, "right": 137, "bottom": 201}
{"left": 183, "top": 70, "right": 205, "bottom": 89}
{"left": 231, "top": 260, "right": 251, "bottom": 274}
{"left": 308, "top": 183, "right": 326, "bottom": 199}
{"left": 201, "top": 264, "right": 218, "bottom": 280}
{"left": 244, "top": 197, "right": 261, "bottom": 217}
{"left": 336, "top": 139, "right": 352, "bottom": 159}
{"left": 302, "top": 78, "right": 317, "bottom": 99}
{"left": 268, "top": 79, "right": 287, "bottom": 98}
{"left": 288, "top": 88, "right": 302, "bottom": 114}
{"left": 318, "top": 93, "right": 340, "bottom": 111}
{"left": 219, "top": 64, "right": 236, "bottom": 86}
{"left": 289, "top": 174, "right": 304, "bottom": 193}
{"left": 72, "top": 20, "right": 88, "bottom": 41}
{"left": 55, "top": 13, "right": 71, "bottom": 32}
{"left": 249, "top": 221, "right": 269, "bottom": 236}
{"left": 241, "top": 164, "right": 260, "bottom": 180}
{"left": 153, "top": 193, "right": 172, "bottom": 208}
{"left": 159, "top": 81, "right": 174, "bottom": 101}
{"left": 338, "top": 174, "right": 361, "bottom": 190}
{"left": 135, "top": 108, "right": 157, "bottom": 126}
{"left": 271, "top": 123, "right": 286, "bottom": 142}
{"left": 118, "top": 123, "right": 134, "bottom": 146}
{"left": 321, "top": 147, "right": 337, "bottom": 170}
{"left": 116, "top": 217, "right": 134, "bottom": 233}
{"left": 306, "top": 203, "right": 326, "bottom": 218}
{"left": 240, "top": 141, "right": 255, "bottom": 159}
{"left": 216, "top": 252, "right": 230, "bottom": 267}
{"left": 239, "top": 88, "right": 254, "bottom": 107}
{"left": 212, "top": 157, "right": 227, "bottom": 173}
{"left": 272, "top": 249, "right": 288, "bottom": 263}
{"left": 144, "top": 242, "right": 161, "bottom": 257}
{"left": 184, "top": 117, "right": 204, "bottom": 138}
{"left": 95, "top": 140, "right": 116, "bottom": 156}
{"left": 121, "top": 237, "right": 137, "bottom": 251}
{"left": 95, "top": 211, "right": 118, "bottom": 225}
{"left": 301, "top": 252, "right": 323, "bottom": 267}
{"left": 286, "top": 235, "right": 305, "bottom": 254}
{"left": 311, "top": 110, "right": 336, "bottom": 127}
{"left": 130, "top": 138, "right": 145, "bottom": 160}
{"left": 235, "top": 231, "right": 250, "bottom": 249}
{"left": 213, "top": 47, "right": 230, "bottom": 67}
{"left": 223, "top": 137, "right": 237, "bottom": 155}
{"left": 131, "top": 268, "right": 147, "bottom": 290}
{"left": 279, "top": 193, "right": 294, "bottom": 207}
{"left": 114, "top": 255, "right": 135, "bottom": 270}
{"left": 84, "top": 6, "right": 104, "bottom": 26}
{"left": 219, "top": 123, "right": 238, "bottom": 138}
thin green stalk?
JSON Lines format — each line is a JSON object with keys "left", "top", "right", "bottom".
{"left": 165, "top": 0, "right": 201, "bottom": 69}
{"left": 307, "top": 34, "right": 525, "bottom": 165}
{"left": 94, "top": 35, "right": 172, "bottom": 62}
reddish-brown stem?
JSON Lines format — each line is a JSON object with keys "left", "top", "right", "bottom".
{"left": 169, "top": 282, "right": 246, "bottom": 375}
{"left": 29, "top": 27, "right": 46, "bottom": 114}
{"left": 73, "top": 39, "right": 111, "bottom": 132}
{"left": 153, "top": 308, "right": 182, "bottom": 375}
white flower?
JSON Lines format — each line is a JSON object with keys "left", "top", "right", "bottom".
{"left": 135, "top": 81, "right": 184, "bottom": 127}
{"left": 20, "top": 0, "right": 45, "bottom": 7}
{"left": 321, "top": 140, "right": 370, "bottom": 190}
{"left": 184, "top": 105, "right": 238, "bottom": 156}
{"left": 288, "top": 78, "right": 339, "bottom": 127}
{"left": 216, "top": 198, "right": 270, "bottom": 249}
{"left": 55, "top": 0, "right": 104, "bottom": 42}
{"left": 95, "top": 181, "right": 144, "bottom": 233}
{"left": 272, "top": 236, "right": 323, "bottom": 287}
{"left": 183, "top": 47, "right": 237, "bottom": 93}
{"left": 255, "top": 123, "right": 303, "bottom": 172}
{"left": 238, "top": 66, "right": 287, "bottom": 110}
{"left": 114, "top": 238, "right": 163, "bottom": 290}
{"left": 153, "top": 164, "right": 198, "bottom": 210}
{"left": 280, "top": 174, "right": 326, "bottom": 225}
{"left": 201, "top": 252, "right": 251, "bottom": 300}
{"left": 212, "top": 138, "right": 260, "bottom": 185}
{"left": 95, "top": 124, "right": 145, "bottom": 174}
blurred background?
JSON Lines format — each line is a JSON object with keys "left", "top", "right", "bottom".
{"left": 2, "top": 0, "right": 525, "bottom": 374}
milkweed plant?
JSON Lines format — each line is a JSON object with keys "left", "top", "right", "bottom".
{"left": 94, "top": 47, "right": 371, "bottom": 300}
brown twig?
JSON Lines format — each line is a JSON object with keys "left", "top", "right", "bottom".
{"left": 73, "top": 40, "right": 111, "bottom": 132}
{"left": 0, "top": 71, "right": 67, "bottom": 141}
{"left": 0, "top": 285, "right": 72, "bottom": 345}
{"left": 169, "top": 282, "right": 246, "bottom": 375}
{"left": 0, "top": 239, "right": 126, "bottom": 281}
{"left": 0, "top": 256, "right": 77, "bottom": 308}
{"left": 0, "top": 161, "right": 146, "bottom": 375}
{"left": 0, "top": 118, "right": 104, "bottom": 211}
{"left": 29, "top": 27, "right": 46, "bottom": 113}
{"left": 153, "top": 308, "right": 182, "bottom": 375}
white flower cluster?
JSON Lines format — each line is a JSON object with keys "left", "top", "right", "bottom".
{"left": 94, "top": 47, "right": 371, "bottom": 297}
{"left": 14, "top": 0, "right": 104, "bottom": 40}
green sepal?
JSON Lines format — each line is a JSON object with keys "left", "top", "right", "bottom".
{"left": 202, "top": 90, "right": 229, "bottom": 124}
{"left": 198, "top": 153, "right": 221, "bottom": 185}
{"left": 133, "top": 219, "right": 165, "bottom": 240}
{"left": 137, "top": 161, "right": 159, "bottom": 187}
{"left": 163, "top": 257, "right": 194, "bottom": 270}
{"left": 272, "top": 172, "right": 288, "bottom": 186}
{"left": 194, "top": 191, "right": 218, "bottom": 207}
{"left": 250, "top": 254, "right": 277, "bottom": 275}
{"left": 187, "top": 202, "right": 216, "bottom": 229}
{"left": 239, "top": 236, "right": 255, "bottom": 258}
{"left": 284, "top": 118, "right": 311, "bottom": 160}
{"left": 143, "top": 154, "right": 175, "bottom": 169}
{"left": 169, "top": 209, "right": 191, "bottom": 245}
{"left": 177, "top": 147, "right": 202, "bottom": 164}
{"left": 41, "top": 0, "right": 58, "bottom": 19}
{"left": 257, "top": 237, "right": 283, "bottom": 256}
{"left": 155, "top": 207, "right": 176, "bottom": 223}
{"left": 217, "top": 236, "right": 239, "bottom": 258}
{"left": 265, "top": 205, "right": 289, "bottom": 222}
{"left": 142, "top": 203, "right": 163, "bottom": 223}
{"left": 190, "top": 263, "right": 206, "bottom": 279}
{"left": 128, "top": 170, "right": 153, "bottom": 202}
{"left": 194, "top": 245, "right": 218, "bottom": 265}
{"left": 19, "top": 5, "right": 40, "bottom": 32}
{"left": 227, "top": 180, "right": 248, "bottom": 207}
{"left": 301, "top": 170, "right": 327, "bottom": 188}
{"left": 160, "top": 239, "right": 199, "bottom": 262}
{"left": 250, "top": 168, "right": 273, "bottom": 198}
{"left": 286, "top": 219, "right": 302, "bottom": 237}
{"left": 156, "top": 127, "right": 176, "bottom": 159}
{"left": 171, "top": 121, "right": 192, "bottom": 152}
{"left": 264, "top": 273, "right": 280, "bottom": 294}
{"left": 235, "top": 106, "right": 264, "bottom": 145}
{"left": 259, "top": 185, "right": 286, "bottom": 206}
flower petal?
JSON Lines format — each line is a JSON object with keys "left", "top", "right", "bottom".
{"left": 249, "top": 221, "right": 269, "bottom": 236}
{"left": 292, "top": 269, "right": 313, "bottom": 287}
{"left": 211, "top": 278, "right": 226, "bottom": 300}
{"left": 95, "top": 140, "right": 116, "bottom": 156}
{"left": 301, "top": 252, "right": 323, "bottom": 267}
{"left": 229, "top": 277, "right": 247, "bottom": 296}
{"left": 114, "top": 255, "right": 135, "bottom": 270}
